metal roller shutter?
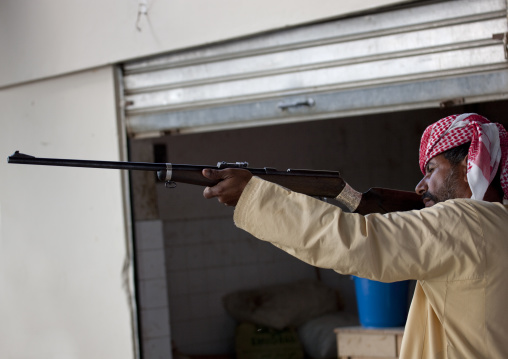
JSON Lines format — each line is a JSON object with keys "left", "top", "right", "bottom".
{"left": 121, "top": 0, "right": 508, "bottom": 137}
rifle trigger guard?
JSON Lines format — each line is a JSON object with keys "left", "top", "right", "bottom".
{"left": 165, "top": 181, "right": 177, "bottom": 188}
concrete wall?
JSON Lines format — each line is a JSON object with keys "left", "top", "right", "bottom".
{"left": 0, "top": 66, "right": 136, "bottom": 359}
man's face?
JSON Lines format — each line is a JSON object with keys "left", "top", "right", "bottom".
{"left": 415, "top": 153, "right": 472, "bottom": 207}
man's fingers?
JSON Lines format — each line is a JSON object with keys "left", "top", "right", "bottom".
{"left": 203, "top": 169, "right": 223, "bottom": 200}
{"left": 202, "top": 168, "right": 253, "bottom": 206}
{"left": 202, "top": 168, "right": 228, "bottom": 200}
{"left": 202, "top": 168, "right": 224, "bottom": 181}
{"left": 203, "top": 183, "right": 220, "bottom": 200}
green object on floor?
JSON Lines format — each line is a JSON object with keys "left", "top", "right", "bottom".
{"left": 235, "top": 322, "right": 304, "bottom": 359}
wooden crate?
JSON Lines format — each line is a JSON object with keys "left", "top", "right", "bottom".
{"left": 334, "top": 327, "right": 404, "bottom": 359}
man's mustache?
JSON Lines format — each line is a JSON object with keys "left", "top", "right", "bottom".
{"left": 422, "top": 191, "right": 439, "bottom": 203}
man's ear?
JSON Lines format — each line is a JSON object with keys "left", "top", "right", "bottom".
{"left": 460, "top": 156, "right": 468, "bottom": 183}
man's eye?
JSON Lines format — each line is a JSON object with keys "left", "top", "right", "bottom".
{"left": 426, "top": 167, "right": 434, "bottom": 174}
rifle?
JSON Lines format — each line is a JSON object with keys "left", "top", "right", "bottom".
{"left": 7, "top": 151, "right": 423, "bottom": 214}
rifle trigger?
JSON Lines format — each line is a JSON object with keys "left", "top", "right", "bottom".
{"left": 165, "top": 181, "right": 177, "bottom": 188}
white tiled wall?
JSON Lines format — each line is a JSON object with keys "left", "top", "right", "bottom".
{"left": 135, "top": 220, "right": 173, "bottom": 359}
{"left": 162, "top": 216, "right": 319, "bottom": 355}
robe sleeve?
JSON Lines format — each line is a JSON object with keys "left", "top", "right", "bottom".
{"left": 234, "top": 177, "right": 484, "bottom": 282}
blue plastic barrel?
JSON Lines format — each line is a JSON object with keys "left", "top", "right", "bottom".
{"left": 353, "top": 277, "right": 409, "bottom": 328}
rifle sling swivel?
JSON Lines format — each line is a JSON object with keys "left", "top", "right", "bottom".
{"left": 165, "top": 181, "right": 177, "bottom": 188}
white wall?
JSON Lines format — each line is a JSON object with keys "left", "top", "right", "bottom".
{"left": 0, "top": 0, "right": 413, "bottom": 88}
{"left": 0, "top": 66, "right": 136, "bottom": 359}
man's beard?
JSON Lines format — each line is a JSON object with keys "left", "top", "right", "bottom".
{"left": 423, "top": 166, "right": 464, "bottom": 204}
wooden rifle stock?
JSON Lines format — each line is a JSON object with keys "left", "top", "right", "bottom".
{"left": 7, "top": 151, "right": 423, "bottom": 214}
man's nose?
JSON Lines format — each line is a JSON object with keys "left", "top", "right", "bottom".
{"left": 415, "top": 177, "right": 427, "bottom": 196}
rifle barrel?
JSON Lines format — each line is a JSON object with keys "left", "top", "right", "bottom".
{"left": 8, "top": 151, "right": 199, "bottom": 172}
{"left": 7, "top": 151, "right": 345, "bottom": 197}
{"left": 7, "top": 151, "right": 423, "bottom": 213}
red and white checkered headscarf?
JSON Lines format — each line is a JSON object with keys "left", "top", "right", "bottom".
{"left": 419, "top": 113, "right": 508, "bottom": 203}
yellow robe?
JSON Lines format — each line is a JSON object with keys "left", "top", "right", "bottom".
{"left": 234, "top": 177, "right": 508, "bottom": 359}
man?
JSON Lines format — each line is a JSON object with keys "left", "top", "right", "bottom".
{"left": 203, "top": 113, "right": 508, "bottom": 358}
